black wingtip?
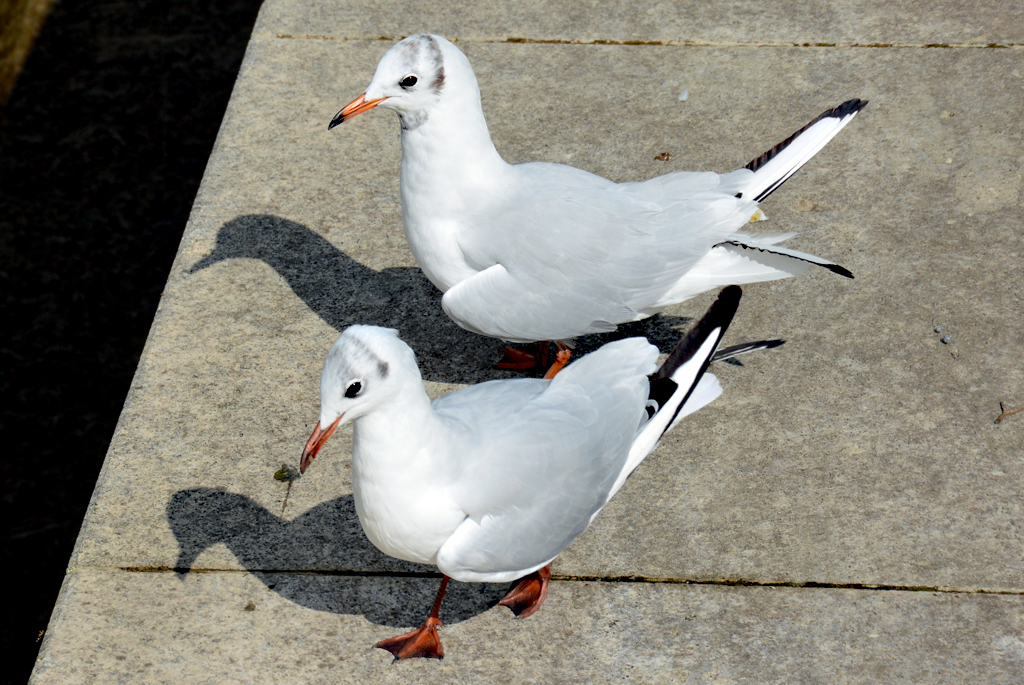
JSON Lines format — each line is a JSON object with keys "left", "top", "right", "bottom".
{"left": 744, "top": 98, "right": 869, "bottom": 176}
{"left": 712, "top": 338, "right": 786, "bottom": 363}
{"left": 654, "top": 286, "right": 742, "bottom": 380}
{"left": 823, "top": 263, "right": 855, "bottom": 279}
{"left": 715, "top": 284, "right": 743, "bottom": 316}
{"left": 827, "top": 98, "right": 869, "bottom": 119}
{"left": 717, "top": 240, "right": 854, "bottom": 279}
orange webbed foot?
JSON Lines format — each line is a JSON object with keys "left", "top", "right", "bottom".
{"left": 375, "top": 616, "right": 444, "bottom": 661}
{"left": 498, "top": 564, "right": 552, "bottom": 619}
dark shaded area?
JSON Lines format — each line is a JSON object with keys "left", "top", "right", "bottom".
{"left": 0, "top": 2, "right": 775, "bottom": 676}
{"left": 191, "top": 214, "right": 513, "bottom": 384}
{"left": 193, "top": 214, "right": 697, "bottom": 384}
{"left": 167, "top": 488, "right": 508, "bottom": 626}
{"left": 0, "top": 1, "right": 264, "bottom": 681}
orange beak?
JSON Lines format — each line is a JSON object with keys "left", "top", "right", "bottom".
{"left": 329, "top": 93, "right": 389, "bottom": 129}
{"left": 299, "top": 416, "right": 342, "bottom": 474}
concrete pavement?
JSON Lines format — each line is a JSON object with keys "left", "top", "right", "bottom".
{"left": 30, "top": 1, "right": 1024, "bottom": 682}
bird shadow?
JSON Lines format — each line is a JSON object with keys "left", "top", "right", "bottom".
{"left": 179, "top": 217, "right": 707, "bottom": 627}
{"left": 188, "top": 214, "right": 694, "bottom": 384}
{"left": 167, "top": 487, "right": 510, "bottom": 627}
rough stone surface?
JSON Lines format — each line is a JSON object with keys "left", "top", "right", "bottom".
{"left": 65, "top": 39, "right": 1024, "bottom": 590}
{"left": 31, "top": 570, "right": 1024, "bottom": 684}
{"left": 31, "top": 2, "right": 1024, "bottom": 682}
{"left": 256, "top": 0, "right": 1024, "bottom": 45}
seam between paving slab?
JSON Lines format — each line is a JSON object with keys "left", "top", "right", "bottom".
{"left": 107, "top": 567, "right": 1024, "bottom": 596}
{"left": 269, "top": 34, "right": 1024, "bottom": 49}
{"left": 48, "top": 29, "right": 1021, "bottom": 647}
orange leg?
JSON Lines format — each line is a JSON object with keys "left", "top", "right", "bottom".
{"left": 496, "top": 345, "right": 542, "bottom": 370}
{"left": 496, "top": 340, "right": 551, "bottom": 370}
{"left": 497, "top": 341, "right": 572, "bottom": 376}
{"left": 376, "top": 576, "right": 449, "bottom": 660}
{"left": 498, "top": 564, "right": 552, "bottom": 619}
{"left": 543, "top": 343, "right": 571, "bottom": 379}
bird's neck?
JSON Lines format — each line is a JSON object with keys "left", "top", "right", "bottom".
{"left": 399, "top": 94, "right": 509, "bottom": 195}
{"left": 395, "top": 88, "right": 514, "bottom": 291}
{"left": 351, "top": 384, "right": 444, "bottom": 469}
{"left": 349, "top": 382, "right": 465, "bottom": 565}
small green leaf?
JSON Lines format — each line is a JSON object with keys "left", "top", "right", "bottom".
{"left": 274, "top": 464, "right": 300, "bottom": 481}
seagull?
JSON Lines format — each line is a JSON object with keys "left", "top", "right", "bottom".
{"left": 329, "top": 34, "right": 865, "bottom": 369}
{"left": 299, "top": 286, "right": 758, "bottom": 660}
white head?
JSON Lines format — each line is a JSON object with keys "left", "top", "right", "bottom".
{"left": 328, "top": 34, "right": 479, "bottom": 132}
{"left": 299, "top": 325, "right": 419, "bottom": 473}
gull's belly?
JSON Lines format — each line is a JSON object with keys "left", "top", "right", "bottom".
{"left": 401, "top": 213, "right": 480, "bottom": 293}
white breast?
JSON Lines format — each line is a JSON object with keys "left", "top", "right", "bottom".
{"left": 397, "top": 109, "right": 513, "bottom": 292}
{"left": 399, "top": 206, "right": 478, "bottom": 292}
{"left": 350, "top": 420, "right": 467, "bottom": 564}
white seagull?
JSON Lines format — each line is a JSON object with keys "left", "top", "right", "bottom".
{"left": 300, "top": 286, "right": 753, "bottom": 660}
{"left": 330, "top": 34, "right": 865, "bottom": 369}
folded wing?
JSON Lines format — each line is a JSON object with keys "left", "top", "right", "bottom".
{"left": 434, "top": 338, "right": 659, "bottom": 581}
{"left": 444, "top": 164, "right": 757, "bottom": 341}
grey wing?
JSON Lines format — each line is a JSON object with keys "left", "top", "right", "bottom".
{"left": 442, "top": 262, "right": 621, "bottom": 341}
{"left": 445, "top": 163, "right": 758, "bottom": 341}
{"left": 434, "top": 338, "right": 659, "bottom": 581}
{"left": 431, "top": 376, "right": 550, "bottom": 421}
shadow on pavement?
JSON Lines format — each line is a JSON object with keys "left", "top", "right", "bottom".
{"left": 190, "top": 214, "right": 695, "bottom": 384}
{"left": 167, "top": 487, "right": 508, "bottom": 627}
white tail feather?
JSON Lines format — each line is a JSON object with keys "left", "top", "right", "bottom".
{"left": 665, "top": 373, "right": 722, "bottom": 432}
{"left": 647, "top": 244, "right": 810, "bottom": 309}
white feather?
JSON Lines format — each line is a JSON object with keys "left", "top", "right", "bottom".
{"left": 313, "top": 298, "right": 736, "bottom": 584}
{"left": 343, "top": 35, "right": 863, "bottom": 343}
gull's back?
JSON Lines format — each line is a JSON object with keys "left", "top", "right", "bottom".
{"left": 431, "top": 338, "right": 659, "bottom": 579}
{"left": 442, "top": 161, "right": 759, "bottom": 341}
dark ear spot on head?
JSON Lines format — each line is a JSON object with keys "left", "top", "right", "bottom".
{"left": 432, "top": 67, "right": 445, "bottom": 91}
{"left": 379, "top": 361, "right": 389, "bottom": 378}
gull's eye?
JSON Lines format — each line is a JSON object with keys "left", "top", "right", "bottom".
{"left": 399, "top": 75, "right": 418, "bottom": 88}
{"left": 345, "top": 380, "right": 363, "bottom": 398}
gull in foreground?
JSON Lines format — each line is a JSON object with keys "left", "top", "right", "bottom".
{"left": 300, "top": 286, "right": 755, "bottom": 660}
{"left": 330, "top": 34, "right": 865, "bottom": 368}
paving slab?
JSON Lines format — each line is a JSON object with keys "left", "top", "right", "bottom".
{"left": 64, "top": 38, "right": 1024, "bottom": 591}
{"left": 31, "top": 569, "right": 1024, "bottom": 684}
{"left": 256, "top": 0, "right": 1024, "bottom": 46}
{"left": 32, "top": 1, "right": 1024, "bottom": 681}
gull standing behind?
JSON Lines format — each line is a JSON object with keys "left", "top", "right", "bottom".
{"left": 330, "top": 34, "right": 865, "bottom": 368}
{"left": 299, "top": 286, "right": 753, "bottom": 660}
